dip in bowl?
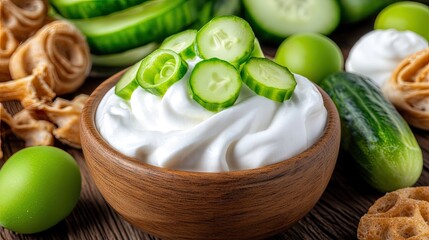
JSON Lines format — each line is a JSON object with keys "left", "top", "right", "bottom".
{"left": 80, "top": 68, "right": 341, "bottom": 240}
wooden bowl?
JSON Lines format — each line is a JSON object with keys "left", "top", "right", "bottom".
{"left": 80, "top": 70, "right": 341, "bottom": 240}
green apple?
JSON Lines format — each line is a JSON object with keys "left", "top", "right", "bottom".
{"left": 0, "top": 146, "right": 81, "bottom": 234}
{"left": 274, "top": 33, "right": 343, "bottom": 83}
{"left": 375, "top": 1, "right": 429, "bottom": 41}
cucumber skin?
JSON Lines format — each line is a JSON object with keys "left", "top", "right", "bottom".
{"left": 240, "top": 58, "right": 296, "bottom": 102}
{"left": 319, "top": 72, "right": 422, "bottom": 192}
{"left": 73, "top": 0, "right": 201, "bottom": 54}
{"left": 50, "top": 0, "right": 147, "bottom": 19}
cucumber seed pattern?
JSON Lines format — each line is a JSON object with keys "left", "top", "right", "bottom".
{"left": 259, "top": 64, "right": 282, "bottom": 86}
{"left": 210, "top": 29, "right": 239, "bottom": 50}
{"left": 209, "top": 72, "right": 231, "bottom": 91}
{"left": 273, "top": 0, "right": 313, "bottom": 19}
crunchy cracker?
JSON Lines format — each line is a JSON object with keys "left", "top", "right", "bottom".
{"left": 358, "top": 187, "right": 429, "bottom": 240}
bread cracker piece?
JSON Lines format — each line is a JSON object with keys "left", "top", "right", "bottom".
{"left": 358, "top": 187, "right": 429, "bottom": 240}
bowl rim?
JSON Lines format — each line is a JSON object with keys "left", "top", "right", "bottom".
{"left": 81, "top": 69, "right": 340, "bottom": 179}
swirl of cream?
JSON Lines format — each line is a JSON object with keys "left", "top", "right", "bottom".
{"left": 9, "top": 20, "right": 91, "bottom": 95}
{"left": 96, "top": 60, "right": 327, "bottom": 172}
{"left": 0, "top": 0, "right": 48, "bottom": 41}
{"left": 346, "top": 29, "right": 428, "bottom": 87}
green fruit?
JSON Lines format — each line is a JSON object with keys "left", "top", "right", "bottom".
{"left": 337, "top": 0, "right": 400, "bottom": 23}
{"left": 274, "top": 33, "right": 343, "bottom": 83}
{"left": 375, "top": 1, "right": 429, "bottom": 41}
{"left": 0, "top": 146, "right": 81, "bottom": 234}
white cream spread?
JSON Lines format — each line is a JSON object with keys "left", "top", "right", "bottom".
{"left": 346, "top": 29, "right": 428, "bottom": 87}
{"left": 96, "top": 58, "right": 327, "bottom": 172}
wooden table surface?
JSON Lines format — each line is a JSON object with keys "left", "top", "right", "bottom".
{"left": 1, "top": 17, "right": 428, "bottom": 240}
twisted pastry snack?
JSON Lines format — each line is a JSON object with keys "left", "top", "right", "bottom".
{"left": 0, "top": 0, "right": 48, "bottom": 41}
{"left": 12, "top": 109, "right": 55, "bottom": 147}
{"left": 9, "top": 20, "right": 91, "bottom": 95}
{"left": 0, "top": 25, "right": 18, "bottom": 81}
{"left": 0, "top": 65, "right": 55, "bottom": 109}
{"left": 0, "top": 92, "right": 88, "bottom": 155}
{"left": 37, "top": 94, "right": 88, "bottom": 148}
{"left": 0, "top": 103, "right": 55, "bottom": 159}
{"left": 383, "top": 48, "right": 429, "bottom": 130}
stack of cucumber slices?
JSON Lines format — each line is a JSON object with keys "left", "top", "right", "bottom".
{"left": 115, "top": 16, "right": 297, "bottom": 112}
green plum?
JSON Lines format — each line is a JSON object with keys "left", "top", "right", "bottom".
{"left": 274, "top": 33, "right": 343, "bottom": 83}
{"left": 375, "top": 1, "right": 429, "bottom": 41}
{"left": 0, "top": 146, "right": 81, "bottom": 234}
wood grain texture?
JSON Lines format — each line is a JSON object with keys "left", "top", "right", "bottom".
{"left": 1, "top": 16, "right": 426, "bottom": 240}
{"left": 80, "top": 70, "right": 340, "bottom": 240}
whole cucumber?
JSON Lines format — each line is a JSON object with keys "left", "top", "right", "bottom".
{"left": 319, "top": 72, "right": 422, "bottom": 192}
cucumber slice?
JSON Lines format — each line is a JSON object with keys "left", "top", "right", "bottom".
{"left": 251, "top": 38, "right": 265, "bottom": 58}
{"left": 159, "top": 29, "right": 197, "bottom": 60}
{"left": 196, "top": 16, "right": 255, "bottom": 66}
{"left": 91, "top": 42, "right": 159, "bottom": 67}
{"left": 189, "top": 58, "right": 242, "bottom": 112}
{"left": 72, "top": 0, "right": 201, "bottom": 54}
{"left": 243, "top": 0, "right": 340, "bottom": 42}
{"left": 50, "top": 0, "right": 147, "bottom": 19}
{"left": 115, "top": 61, "right": 142, "bottom": 100}
{"left": 241, "top": 58, "right": 297, "bottom": 102}
{"left": 136, "top": 49, "right": 188, "bottom": 96}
